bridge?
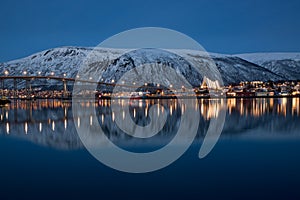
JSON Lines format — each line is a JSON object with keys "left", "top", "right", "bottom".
{"left": 0, "top": 75, "right": 113, "bottom": 98}
{"left": 0, "top": 75, "right": 174, "bottom": 99}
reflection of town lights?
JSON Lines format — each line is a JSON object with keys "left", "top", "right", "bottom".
{"left": 6, "top": 123, "right": 9, "bottom": 134}
{"left": 39, "top": 122, "right": 42, "bottom": 132}
{"left": 52, "top": 121, "right": 55, "bottom": 131}
{"left": 25, "top": 122, "right": 28, "bottom": 134}
{"left": 90, "top": 115, "right": 93, "bottom": 126}
{"left": 77, "top": 117, "right": 80, "bottom": 128}
{"left": 64, "top": 107, "right": 67, "bottom": 117}
{"left": 64, "top": 119, "right": 67, "bottom": 130}
{"left": 112, "top": 112, "right": 115, "bottom": 121}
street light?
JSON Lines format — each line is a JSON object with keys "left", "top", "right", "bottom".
{"left": 4, "top": 70, "right": 9, "bottom": 76}
{"left": 50, "top": 72, "right": 55, "bottom": 76}
{"left": 63, "top": 73, "right": 67, "bottom": 77}
{"left": 37, "top": 71, "right": 41, "bottom": 76}
{"left": 23, "top": 71, "right": 27, "bottom": 76}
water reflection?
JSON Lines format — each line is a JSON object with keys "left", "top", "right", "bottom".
{"left": 0, "top": 97, "right": 300, "bottom": 150}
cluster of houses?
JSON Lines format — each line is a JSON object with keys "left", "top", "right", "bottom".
{"left": 224, "top": 81, "right": 300, "bottom": 97}
{"left": 1, "top": 79, "right": 300, "bottom": 99}
{"left": 1, "top": 89, "right": 70, "bottom": 99}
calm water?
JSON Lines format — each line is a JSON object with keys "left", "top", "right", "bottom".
{"left": 0, "top": 98, "right": 300, "bottom": 199}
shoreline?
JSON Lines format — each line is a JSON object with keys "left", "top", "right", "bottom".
{"left": 4, "top": 95, "right": 300, "bottom": 101}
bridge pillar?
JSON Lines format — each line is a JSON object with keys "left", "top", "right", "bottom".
{"left": 63, "top": 80, "right": 68, "bottom": 98}
{"left": 1, "top": 78, "right": 3, "bottom": 97}
{"left": 13, "top": 78, "right": 17, "bottom": 99}
{"left": 26, "top": 79, "right": 30, "bottom": 99}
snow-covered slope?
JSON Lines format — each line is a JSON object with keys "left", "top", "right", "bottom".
{"left": 0, "top": 47, "right": 298, "bottom": 90}
{"left": 236, "top": 53, "right": 300, "bottom": 65}
{"left": 236, "top": 53, "right": 300, "bottom": 80}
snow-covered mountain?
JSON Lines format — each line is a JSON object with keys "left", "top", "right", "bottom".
{"left": 0, "top": 47, "right": 299, "bottom": 90}
{"left": 236, "top": 53, "right": 300, "bottom": 81}
{"left": 235, "top": 53, "right": 300, "bottom": 65}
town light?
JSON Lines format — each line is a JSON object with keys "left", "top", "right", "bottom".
{"left": 4, "top": 70, "right": 9, "bottom": 76}
{"left": 23, "top": 71, "right": 27, "bottom": 75}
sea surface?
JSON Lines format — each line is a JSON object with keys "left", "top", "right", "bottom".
{"left": 0, "top": 98, "right": 300, "bottom": 199}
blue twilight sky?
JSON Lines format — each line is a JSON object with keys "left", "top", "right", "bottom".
{"left": 0, "top": 0, "right": 300, "bottom": 62}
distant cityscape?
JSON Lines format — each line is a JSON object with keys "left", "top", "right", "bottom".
{"left": 1, "top": 76, "right": 300, "bottom": 100}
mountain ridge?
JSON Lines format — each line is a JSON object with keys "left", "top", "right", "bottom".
{"left": 0, "top": 46, "right": 299, "bottom": 90}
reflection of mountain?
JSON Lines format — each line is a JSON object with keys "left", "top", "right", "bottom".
{"left": 224, "top": 98, "right": 300, "bottom": 136}
{"left": 0, "top": 102, "right": 83, "bottom": 150}
{"left": 224, "top": 111, "right": 300, "bottom": 136}
{"left": 0, "top": 99, "right": 299, "bottom": 150}
{"left": 1, "top": 47, "right": 300, "bottom": 90}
